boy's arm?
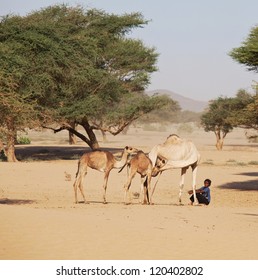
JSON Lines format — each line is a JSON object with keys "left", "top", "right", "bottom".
{"left": 188, "top": 189, "right": 204, "bottom": 195}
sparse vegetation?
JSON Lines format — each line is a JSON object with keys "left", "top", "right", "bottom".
{"left": 202, "top": 159, "right": 214, "bottom": 165}
{"left": 17, "top": 136, "right": 31, "bottom": 145}
{"left": 248, "top": 161, "right": 258, "bottom": 165}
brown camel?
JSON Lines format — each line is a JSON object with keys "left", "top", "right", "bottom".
{"left": 73, "top": 146, "right": 138, "bottom": 204}
{"left": 149, "top": 134, "right": 201, "bottom": 204}
{"left": 120, "top": 151, "right": 166, "bottom": 205}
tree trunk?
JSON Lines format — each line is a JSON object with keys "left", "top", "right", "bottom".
{"left": 69, "top": 122, "right": 77, "bottom": 145}
{"left": 101, "top": 129, "right": 108, "bottom": 143}
{"left": 6, "top": 132, "right": 18, "bottom": 162}
{"left": 81, "top": 119, "right": 100, "bottom": 150}
{"left": 216, "top": 138, "right": 224, "bottom": 150}
{"left": 215, "top": 131, "right": 224, "bottom": 151}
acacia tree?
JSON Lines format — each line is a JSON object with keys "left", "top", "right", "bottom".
{"left": 0, "top": 5, "right": 167, "bottom": 159}
{"left": 229, "top": 25, "right": 258, "bottom": 72}
{"left": 0, "top": 39, "right": 40, "bottom": 161}
{"left": 227, "top": 89, "right": 257, "bottom": 129}
{"left": 229, "top": 26, "right": 258, "bottom": 131}
{"left": 201, "top": 97, "right": 235, "bottom": 150}
{"left": 201, "top": 91, "right": 254, "bottom": 150}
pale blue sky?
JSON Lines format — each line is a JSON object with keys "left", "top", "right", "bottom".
{"left": 1, "top": 0, "right": 258, "bottom": 101}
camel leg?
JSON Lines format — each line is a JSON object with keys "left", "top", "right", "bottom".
{"left": 102, "top": 169, "right": 111, "bottom": 204}
{"left": 147, "top": 174, "right": 152, "bottom": 204}
{"left": 124, "top": 171, "right": 135, "bottom": 205}
{"left": 142, "top": 174, "right": 152, "bottom": 204}
{"left": 150, "top": 171, "right": 162, "bottom": 204}
{"left": 73, "top": 166, "right": 87, "bottom": 203}
{"left": 191, "top": 162, "right": 198, "bottom": 205}
{"left": 179, "top": 167, "right": 187, "bottom": 204}
{"left": 140, "top": 176, "right": 148, "bottom": 204}
{"left": 73, "top": 179, "right": 78, "bottom": 203}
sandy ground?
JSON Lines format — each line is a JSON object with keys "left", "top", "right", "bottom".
{"left": 0, "top": 127, "right": 258, "bottom": 260}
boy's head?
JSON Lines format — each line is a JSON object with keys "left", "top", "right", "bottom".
{"left": 204, "top": 179, "right": 211, "bottom": 187}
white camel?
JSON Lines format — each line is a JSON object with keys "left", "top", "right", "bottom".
{"left": 73, "top": 146, "right": 138, "bottom": 204}
{"left": 149, "top": 134, "right": 201, "bottom": 204}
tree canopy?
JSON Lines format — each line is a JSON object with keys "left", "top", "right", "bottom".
{"left": 0, "top": 5, "right": 169, "bottom": 160}
{"left": 201, "top": 90, "right": 255, "bottom": 150}
{"left": 229, "top": 25, "right": 258, "bottom": 72}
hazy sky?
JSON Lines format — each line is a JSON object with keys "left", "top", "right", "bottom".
{"left": 1, "top": 0, "right": 258, "bottom": 101}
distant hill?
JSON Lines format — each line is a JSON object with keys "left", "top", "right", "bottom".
{"left": 146, "top": 89, "right": 208, "bottom": 112}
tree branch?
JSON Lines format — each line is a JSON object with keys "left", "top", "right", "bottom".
{"left": 42, "top": 124, "right": 92, "bottom": 147}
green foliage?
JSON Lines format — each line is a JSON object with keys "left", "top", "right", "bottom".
{"left": 200, "top": 90, "right": 257, "bottom": 150}
{"left": 227, "top": 90, "right": 258, "bottom": 130}
{"left": 200, "top": 96, "right": 235, "bottom": 134}
{"left": 16, "top": 136, "right": 31, "bottom": 145}
{"left": 137, "top": 94, "right": 181, "bottom": 124}
{"left": 0, "top": 4, "right": 160, "bottom": 150}
{"left": 229, "top": 25, "right": 258, "bottom": 72}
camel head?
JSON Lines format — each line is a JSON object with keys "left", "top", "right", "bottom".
{"left": 124, "top": 146, "right": 138, "bottom": 155}
{"left": 151, "top": 157, "right": 167, "bottom": 177}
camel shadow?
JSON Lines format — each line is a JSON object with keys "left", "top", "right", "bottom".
{"left": 0, "top": 198, "right": 36, "bottom": 205}
{"left": 15, "top": 146, "right": 122, "bottom": 161}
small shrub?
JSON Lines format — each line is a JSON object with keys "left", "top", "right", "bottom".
{"left": 248, "top": 161, "right": 258, "bottom": 165}
{"left": 202, "top": 159, "right": 214, "bottom": 165}
{"left": 17, "top": 136, "right": 31, "bottom": 145}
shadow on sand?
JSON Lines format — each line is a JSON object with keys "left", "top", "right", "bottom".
{"left": 219, "top": 179, "right": 258, "bottom": 191}
{"left": 0, "top": 198, "right": 36, "bottom": 205}
{"left": 15, "top": 146, "right": 123, "bottom": 161}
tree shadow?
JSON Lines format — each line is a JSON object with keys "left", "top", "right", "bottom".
{"left": 235, "top": 213, "right": 258, "bottom": 217}
{"left": 0, "top": 198, "right": 36, "bottom": 205}
{"left": 15, "top": 146, "right": 123, "bottom": 161}
{"left": 235, "top": 172, "right": 258, "bottom": 177}
{"left": 218, "top": 179, "right": 258, "bottom": 191}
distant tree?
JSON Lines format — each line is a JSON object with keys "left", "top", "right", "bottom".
{"left": 227, "top": 89, "right": 256, "bottom": 130}
{"left": 201, "top": 97, "right": 235, "bottom": 150}
{"left": 201, "top": 91, "right": 255, "bottom": 150}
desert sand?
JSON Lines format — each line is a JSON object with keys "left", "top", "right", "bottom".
{"left": 0, "top": 126, "right": 258, "bottom": 260}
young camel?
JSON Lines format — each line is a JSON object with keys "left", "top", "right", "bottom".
{"left": 73, "top": 146, "right": 138, "bottom": 204}
{"left": 120, "top": 151, "right": 166, "bottom": 205}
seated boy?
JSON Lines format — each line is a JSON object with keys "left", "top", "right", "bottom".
{"left": 188, "top": 179, "right": 211, "bottom": 205}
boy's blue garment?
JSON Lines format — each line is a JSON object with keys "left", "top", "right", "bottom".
{"left": 200, "top": 186, "right": 211, "bottom": 203}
